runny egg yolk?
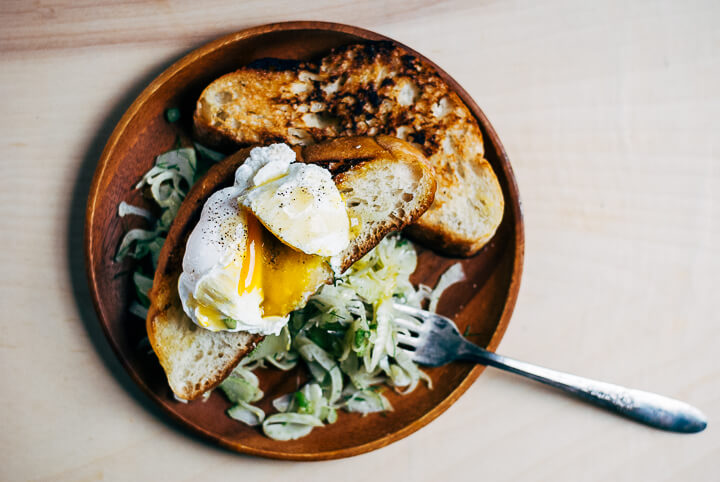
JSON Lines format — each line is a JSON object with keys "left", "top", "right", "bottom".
{"left": 194, "top": 210, "right": 331, "bottom": 328}
{"left": 250, "top": 211, "right": 330, "bottom": 317}
{"left": 238, "top": 209, "right": 263, "bottom": 299}
{"left": 261, "top": 222, "right": 331, "bottom": 317}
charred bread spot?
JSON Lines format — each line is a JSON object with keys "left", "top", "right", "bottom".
{"left": 309, "top": 156, "right": 375, "bottom": 176}
{"left": 409, "top": 131, "right": 426, "bottom": 145}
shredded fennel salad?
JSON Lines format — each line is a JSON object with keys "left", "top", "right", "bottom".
{"left": 116, "top": 143, "right": 465, "bottom": 441}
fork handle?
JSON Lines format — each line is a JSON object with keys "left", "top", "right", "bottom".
{"left": 457, "top": 342, "right": 707, "bottom": 433}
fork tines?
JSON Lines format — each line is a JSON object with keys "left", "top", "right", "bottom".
{"left": 391, "top": 303, "right": 426, "bottom": 351}
{"left": 396, "top": 333, "right": 420, "bottom": 350}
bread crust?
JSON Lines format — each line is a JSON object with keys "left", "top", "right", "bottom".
{"left": 147, "top": 136, "right": 436, "bottom": 400}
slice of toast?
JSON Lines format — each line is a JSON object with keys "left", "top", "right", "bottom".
{"left": 147, "top": 136, "right": 436, "bottom": 400}
{"left": 193, "top": 42, "right": 504, "bottom": 256}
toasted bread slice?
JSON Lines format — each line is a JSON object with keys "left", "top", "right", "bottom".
{"left": 147, "top": 136, "right": 436, "bottom": 400}
{"left": 193, "top": 42, "right": 504, "bottom": 256}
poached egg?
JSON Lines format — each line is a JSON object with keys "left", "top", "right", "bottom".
{"left": 178, "top": 143, "right": 350, "bottom": 334}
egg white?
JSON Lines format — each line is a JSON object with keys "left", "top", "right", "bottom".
{"left": 242, "top": 162, "right": 349, "bottom": 257}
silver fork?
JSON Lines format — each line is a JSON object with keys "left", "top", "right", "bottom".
{"left": 393, "top": 303, "right": 707, "bottom": 433}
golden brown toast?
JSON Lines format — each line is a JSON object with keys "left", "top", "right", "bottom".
{"left": 193, "top": 42, "right": 504, "bottom": 256}
{"left": 147, "top": 136, "right": 436, "bottom": 400}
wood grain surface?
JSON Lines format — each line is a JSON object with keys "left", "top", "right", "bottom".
{"left": 1, "top": 0, "right": 718, "bottom": 480}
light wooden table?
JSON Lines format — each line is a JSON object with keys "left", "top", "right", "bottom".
{"left": 1, "top": 1, "right": 718, "bottom": 480}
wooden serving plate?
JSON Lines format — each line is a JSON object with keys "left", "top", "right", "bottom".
{"left": 85, "top": 21, "right": 523, "bottom": 460}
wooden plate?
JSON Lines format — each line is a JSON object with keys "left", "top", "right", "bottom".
{"left": 85, "top": 21, "right": 523, "bottom": 460}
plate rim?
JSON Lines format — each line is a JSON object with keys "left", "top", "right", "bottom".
{"left": 84, "top": 20, "right": 524, "bottom": 460}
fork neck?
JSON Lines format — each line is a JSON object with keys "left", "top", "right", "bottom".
{"left": 456, "top": 341, "right": 508, "bottom": 368}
